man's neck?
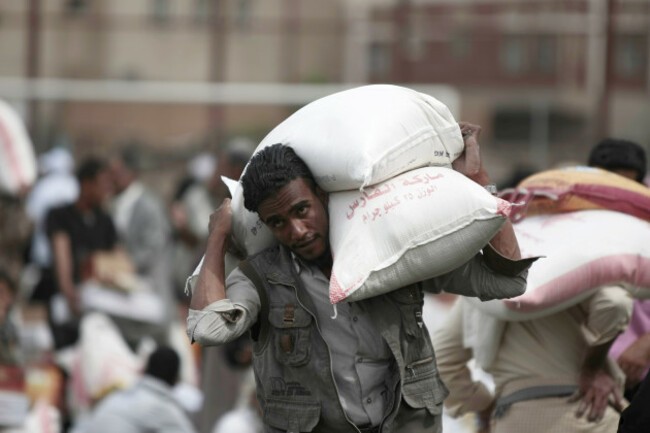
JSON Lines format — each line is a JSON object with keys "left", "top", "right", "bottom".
{"left": 313, "top": 253, "right": 333, "bottom": 279}
{"left": 75, "top": 197, "right": 95, "bottom": 213}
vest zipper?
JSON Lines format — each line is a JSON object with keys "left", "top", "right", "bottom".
{"left": 268, "top": 278, "right": 364, "bottom": 433}
{"left": 405, "top": 356, "right": 434, "bottom": 378}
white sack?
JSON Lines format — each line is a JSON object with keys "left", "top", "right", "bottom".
{"left": 466, "top": 210, "right": 650, "bottom": 321}
{"left": 329, "top": 167, "right": 511, "bottom": 303}
{"left": 0, "top": 100, "right": 37, "bottom": 195}
{"left": 252, "top": 84, "right": 464, "bottom": 192}
{"left": 78, "top": 313, "right": 141, "bottom": 400}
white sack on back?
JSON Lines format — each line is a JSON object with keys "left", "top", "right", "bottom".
{"left": 0, "top": 100, "right": 37, "bottom": 195}
{"left": 224, "top": 176, "right": 276, "bottom": 257}
{"left": 466, "top": 210, "right": 650, "bottom": 321}
{"left": 185, "top": 177, "right": 274, "bottom": 295}
{"left": 329, "top": 167, "right": 511, "bottom": 304}
{"left": 253, "top": 84, "right": 464, "bottom": 192}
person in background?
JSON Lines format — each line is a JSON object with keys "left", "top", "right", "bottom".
{"left": 171, "top": 139, "right": 254, "bottom": 433}
{"left": 585, "top": 138, "right": 650, "bottom": 433}
{"left": 108, "top": 146, "right": 176, "bottom": 345}
{"left": 80, "top": 346, "right": 197, "bottom": 433}
{"left": 26, "top": 147, "right": 79, "bottom": 306}
{"left": 171, "top": 152, "right": 217, "bottom": 300}
{"left": 0, "top": 270, "right": 22, "bottom": 365}
{"left": 588, "top": 138, "right": 647, "bottom": 183}
{"left": 433, "top": 138, "right": 648, "bottom": 433}
{"left": 587, "top": 138, "right": 650, "bottom": 399}
{"left": 46, "top": 157, "right": 117, "bottom": 349}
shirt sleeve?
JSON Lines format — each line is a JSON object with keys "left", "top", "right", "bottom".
{"left": 45, "top": 207, "right": 66, "bottom": 237}
{"left": 186, "top": 266, "right": 261, "bottom": 346}
{"left": 432, "top": 301, "right": 494, "bottom": 417}
{"left": 578, "top": 285, "right": 633, "bottom": 347}
{"left": 422, "top": 247, "right": 537, "bottom": 301}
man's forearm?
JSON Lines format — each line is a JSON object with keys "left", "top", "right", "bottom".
{"left": 470, "top": 171, "right": 522, "bottom": 262}
{"left": 584, "top": 341, "right": 616, "bottom": 373}
{"left": 51, "top": 233, "right": 76, "bottom": 301}
{"left": 189, "top": 234, "right": 228, "bottom": 310}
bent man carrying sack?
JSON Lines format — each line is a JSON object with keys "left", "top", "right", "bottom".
{"left": 186, "top": 124, "right": 534, "bottom": 433}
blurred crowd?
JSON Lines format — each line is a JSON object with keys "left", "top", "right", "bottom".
{"left": 0, "top": 138, "right": 260, "bottom": 433}
{"left": 2, "top": 133, "right": 650, "bottom": 433}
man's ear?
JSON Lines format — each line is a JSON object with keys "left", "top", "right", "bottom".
{"left": 316, "top": 186, "right": 329, "bottom": 206}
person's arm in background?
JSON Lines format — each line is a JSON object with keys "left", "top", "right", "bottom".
{"left": 452, "top": 122, "right": 521, "bottom": 264}
{"left": 433, "top": 300, "right": 495, "bottom": 432}
{"left": 569, "top": 285, "right": 633, "bottom": 422}
{"left": 617, "top": 332, "right": 650, "bottom": 388}
{"left": 50, "top": 232, "right": 80, "bottom": 315}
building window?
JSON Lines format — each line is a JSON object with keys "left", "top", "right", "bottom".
{"left": 450, "top": 29, "right": 472, "bottom": 60}
{"left": 152, "top": 0, "right": 170, "bottom": 24}
{"left": 194, "top": 0, "right": 208, "bottom": 24}
{"left": 369, "top": 42, "right": 392, "bottom": 80}
{"left": 236, "top": 0, "right": 252, "bottom": 30}
{"left": 67, "top": 0, "right": 89, "bottom": 14}
{"left": 493, "top": 107, "right": 584, "bottom": 143}
{"left": 535, "top": 36, "right": 556, "bottom": 75}
{"left": 616, "top": 35, "right": 646, "bottom": 79}
{"left": 500, "top": 36, "right": 527, "bottom": 75}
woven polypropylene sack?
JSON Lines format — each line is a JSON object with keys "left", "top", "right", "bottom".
{"left": 251, "top": 84, "right": 464, "bottom": 192}
{"left": 328, "top": 167, "right": 511, "bottom": 303}
{"left": 466, "top": 210, "right": 650, "bottom": 321}
{"left": 502, "top": 166, "right": 650, "bottom": 222}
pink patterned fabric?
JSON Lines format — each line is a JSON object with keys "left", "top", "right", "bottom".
{"left": 609, "top": 299, "right": 650, "bottom": 379}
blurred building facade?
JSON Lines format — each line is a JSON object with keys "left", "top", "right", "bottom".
{"left": 0, "top": 0, "right": 648, "bottom": 185}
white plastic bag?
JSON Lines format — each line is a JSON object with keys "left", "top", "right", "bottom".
{"left": 252, "top": 84, "right": 464, "bottom": 192}
{"left": 329, "top": 167, "right": 510, "bottom": 303}
{"left": 78, "top": 313, "right": 141, "bottom": 400}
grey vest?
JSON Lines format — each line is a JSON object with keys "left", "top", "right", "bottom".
{"left": 242, "top": 245, "right": 448, "bottom": 433}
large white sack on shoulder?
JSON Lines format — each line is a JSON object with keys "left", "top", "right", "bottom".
{"left": 0, "top": 100, "right": 37, "bottom": 195}
{"left": 223, "top": 176, "right": 276, "bottom": 257}
{"left": 254, "top": 84, "right": 464, "bottom": 192}
{"left": 466, "top": 210, "right": 650, "bottom": 321}
{"left": 184, "top": 177, "right": 271, "bottom": 295}
{"left": 329, "top": 167, "right": 511, "bottom": 303}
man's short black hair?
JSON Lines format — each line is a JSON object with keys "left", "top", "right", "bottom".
{"left": 588, "top": 138, "right": 647, "bottom": 183}
{"left": 144, "top": 346, "right": 180, "bottom": 387}
{"left": 76, "top": 157, "right": 107, "bottom": 183}
{"left": 241, "top": 144, "right": 317, "bottom": 212}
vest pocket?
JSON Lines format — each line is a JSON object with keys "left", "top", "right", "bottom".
{"left": 268, "top": 304, "right": 313, "bottom": 367}
{"left": 402, "top": 357, "right": 446, "bottom": 416}
{"left": 264, "top": 397, "right": 321, "bottom": 432}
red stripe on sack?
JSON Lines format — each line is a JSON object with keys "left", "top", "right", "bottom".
{"left": 503, "top": 254, "right": 650, "bottom": 312}
{"left": 495, "top": 198, "right": 512, "bottom": 218}
{"left": 571, "top": 184, "right": 650, "bottom": 221}
{"left": 329, "top": 273, "right": 347, "bottom": 304}
{"left": 0, "top": 113, "right": 25, "bottom": 190}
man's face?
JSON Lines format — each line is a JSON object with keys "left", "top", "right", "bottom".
{"left": 257, "top": 178, "right": 330, "bottom": 261}
{"left": 85, "top": 169, "right": 113, "bottom": 206}
{"left": 108, "top": 159, "right": 132, "bottom": 193}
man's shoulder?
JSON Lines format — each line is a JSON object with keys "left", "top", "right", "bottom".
{"left": 247, "top": 244, "right": 283, "bottom": 266}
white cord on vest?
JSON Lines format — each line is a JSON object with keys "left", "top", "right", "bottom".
{"left": 330, "top": 303, "right": 338, "bottom": 320}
